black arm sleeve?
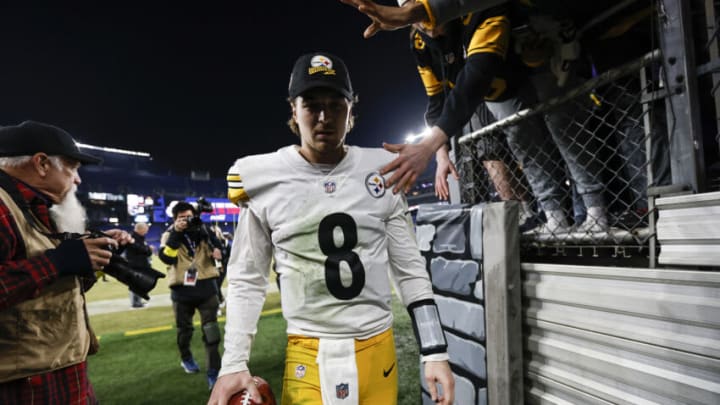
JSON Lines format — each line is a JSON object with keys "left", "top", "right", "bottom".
{"left": 435, "top": 52, "right": 503, "bottom": 139}
{"left": 425, "top": 93, "right": 446, "bottom": 127}
{"left": 407, "top": 299, "right": 448, "bottom": 356}
{"left": 411, "top": 29, "right": 448, "bottom": 129}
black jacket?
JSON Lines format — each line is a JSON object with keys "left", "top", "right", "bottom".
{"left": 124, "top": 231, "right": 152, "bottom": 269}
{"left": 411, "top": 5, "right": 520, "bottom": 138}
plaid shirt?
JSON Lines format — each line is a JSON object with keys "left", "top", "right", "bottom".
{"left": 0, "top": 176, "right": 97, "bottom": 405}
{"left": 0, "top": 362, "right": 95, "bottom": 405}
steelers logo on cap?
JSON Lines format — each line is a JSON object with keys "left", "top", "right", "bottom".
{"left": 310, "top": 55, "right": 333, "bottom": 69}
{"left": 308, "top": 55, "right": 336, "bottom": 76}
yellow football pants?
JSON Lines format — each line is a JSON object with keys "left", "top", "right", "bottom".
{"left": 281, "top": 328, "right": 398, "bottom": 405}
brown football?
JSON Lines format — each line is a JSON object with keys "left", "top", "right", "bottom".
{"left": 228, "top": 376, "right": 277, "bottom": 405}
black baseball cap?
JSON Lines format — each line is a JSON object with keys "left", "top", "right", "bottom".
{"left": 0, "top": 120, "right": 102, "bottom": 165}
{"left": 288, "top": 52, "right": 354, "bottom": 100}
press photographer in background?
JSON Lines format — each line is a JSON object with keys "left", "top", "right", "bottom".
{"left": 125, "top": 222, "right": 154, "bottom": 308}
{"left": 159, "top": 200, "right": 224, "bottom": 390}
{"left": 0, "top": 120, "right": 133, "bottom": 404}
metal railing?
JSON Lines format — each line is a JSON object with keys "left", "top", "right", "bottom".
{"left": 455, "top": 51, "right": 665, "bottom": 255}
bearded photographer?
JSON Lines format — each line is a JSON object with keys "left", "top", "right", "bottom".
{"left": 0, "top": 121, "right": 133, "bottom": 404}
{"left": 158, "top": 201, "right": 223, "bottom": 390}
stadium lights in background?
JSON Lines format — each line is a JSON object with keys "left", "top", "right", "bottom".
{"left": 76, "top": 142, "right": 151, "bottom": 158}
{"left": 405, "top": 126, "right": 431, "bottom": 144}
{"left": 401, "top": 125, "right": 442, "bottom": 198}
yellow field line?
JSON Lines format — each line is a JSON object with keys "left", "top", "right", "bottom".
{"left": 125, "top": 325, "right": 173, "bottom": 336}
{"left": 259, "top": 308, "right": 283, "bottom": 316}
{"left": 101, "top": 307, "right": 283, "bottom": 339}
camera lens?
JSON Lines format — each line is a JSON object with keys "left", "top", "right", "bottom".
{"left": 103, "top": 255, "right": 165, "bottom": 300}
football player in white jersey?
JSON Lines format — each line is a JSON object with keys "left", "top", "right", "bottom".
{"left": 208, "top": 51, "right": 454, "bottom": 405}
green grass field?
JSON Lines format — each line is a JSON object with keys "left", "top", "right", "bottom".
{"left": 86, "top": 260, "right": 421, "bottom": 404}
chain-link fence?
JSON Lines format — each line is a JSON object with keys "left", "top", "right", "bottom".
{"left": 456, "top": 51, "right": 665, "bottom": 254}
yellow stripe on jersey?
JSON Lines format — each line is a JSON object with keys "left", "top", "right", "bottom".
{"left": 227, "top": 172, "right": 249, "bottom": 205}
{"left": 418, "top": 66, "right": 443, "bottom": 96}
{"left": 417, "top": 0, "right": 437, "bottom": 31}
{"left": 467, "top": 16, "right": 510, "bottom": 59}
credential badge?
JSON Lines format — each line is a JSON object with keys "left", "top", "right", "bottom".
{"left": 365, "top": 172, "right": 385, "bottom": 198}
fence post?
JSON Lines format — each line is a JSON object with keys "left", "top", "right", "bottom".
{"left": 658, "top": 0, "right": 706, "bottom": 192}
{"left": 483, "top": 201, "right": 523, "bottom": 405}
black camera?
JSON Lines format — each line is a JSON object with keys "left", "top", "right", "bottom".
{"left": 89, "top": 231, "right": 165, "bottom": 300}
{"left": 184, "top": 215, "right": 204, "bottom": 232}
{"left": 196, "top": 197, "right": 214, "bottom": 214}
{"left": 184, "top": 197, "right": 214, "bottom": 233}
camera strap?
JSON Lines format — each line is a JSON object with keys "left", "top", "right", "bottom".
{"left": 0, "top": 169, "right": 81, "bottom": 242}
{"left": 183, "top": 234, "right": 197, "bottom": 258}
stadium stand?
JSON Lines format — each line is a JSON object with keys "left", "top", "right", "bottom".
{"left": 76, "top": 146, "right": 230, "bottom": 249}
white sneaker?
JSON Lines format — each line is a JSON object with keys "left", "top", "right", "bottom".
{"left": 528, "top": 209, "right": 570, "bottom": 234}
{"left": 576, "top": 206, "right": 609, "bottom": 232}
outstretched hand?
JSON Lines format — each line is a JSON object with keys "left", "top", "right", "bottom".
{"left": 380, "top": 127, "right": 449, "bottom": 194}
{"left": 434, "top": 145, "right": 459, "bottom": 201}
{"left": 381, "top": 142, "right": 434, "bottom": 194}
{"left": 338, "top": 0, "right": 428, "bottom": 38}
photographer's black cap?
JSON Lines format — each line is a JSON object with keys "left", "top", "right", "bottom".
{"left": 288, "top": 52, "right": 354, "bottom": 100}
{"left": 0, "top": 120, "right": 102, "bottom": 165}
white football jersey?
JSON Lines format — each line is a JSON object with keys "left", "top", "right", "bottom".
{"left": 220, "top": 145, "right": 434, "bottom": 376}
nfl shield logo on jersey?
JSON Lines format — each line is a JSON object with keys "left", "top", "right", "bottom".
{"left": 336, "top": 383, "right": 349, "bottom": 399}
{"left": 324, "top": 180, "right": 336, "bottom": 194}
{"left": 365, "top": 172, "right": 385, "bottom": 198}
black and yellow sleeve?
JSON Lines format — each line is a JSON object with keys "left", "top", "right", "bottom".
{"left": 226, "top": 170, "right": 248, "bottom": 205}
{"left": 466, "top": 14, "right": 510, "bottom": 59}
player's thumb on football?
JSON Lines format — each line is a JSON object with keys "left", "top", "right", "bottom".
{"left": 247, "top": 386, "right": 262, "bottom": 404}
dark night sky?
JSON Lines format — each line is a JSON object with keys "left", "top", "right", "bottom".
{"left": 0, "top": 2, "right": 429, "bottom": 178}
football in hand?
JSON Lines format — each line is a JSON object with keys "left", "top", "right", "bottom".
{"left": 228, "top": 376, "right": 277, "bottom": 405}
